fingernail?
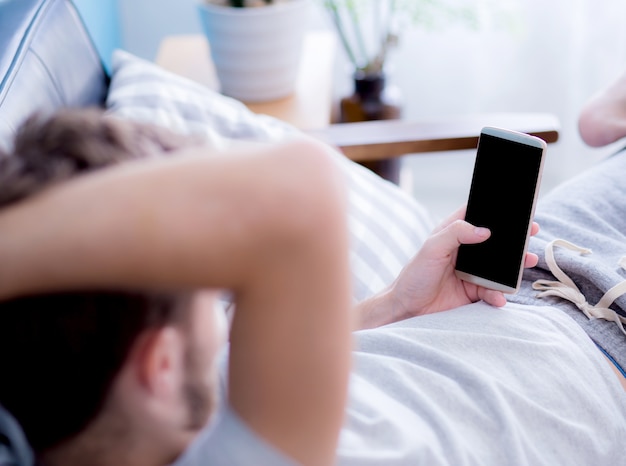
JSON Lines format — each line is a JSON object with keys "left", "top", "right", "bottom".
{"left": 475, "top": 227, "right": 490, "bottom": 237}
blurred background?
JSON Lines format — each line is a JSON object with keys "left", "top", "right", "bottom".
{"left": 75, "top": 0, "right": 626, "bottom": 220}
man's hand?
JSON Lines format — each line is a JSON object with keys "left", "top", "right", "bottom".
{"left": 357, "top": 206, "right": 539, "bottom": 329}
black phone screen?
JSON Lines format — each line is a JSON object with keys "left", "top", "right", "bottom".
{"left": 455, "top": 133, "right": 544, "bottom": 289}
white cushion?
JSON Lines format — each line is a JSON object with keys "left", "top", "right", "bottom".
{"left": 105, "top": 50, "right": 437, "bottom": 302}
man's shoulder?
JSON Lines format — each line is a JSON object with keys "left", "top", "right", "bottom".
{"left": 171, "top": 404, "right": 298, "bottom": 466}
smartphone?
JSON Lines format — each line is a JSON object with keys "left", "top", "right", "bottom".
{"left": 454, "top": 127, "right": 547, "bottom": 294}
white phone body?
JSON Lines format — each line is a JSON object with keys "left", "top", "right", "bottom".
{"left": 454, "top": 127, "right": 547, "bottom": 294}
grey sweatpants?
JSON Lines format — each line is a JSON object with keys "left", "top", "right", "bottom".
{"left": 509, "top": 147, "right": 626, "bottom": 369}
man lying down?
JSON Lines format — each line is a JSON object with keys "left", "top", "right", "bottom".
{"left": 0, "top": 108, "right": 624, "bottom": 466}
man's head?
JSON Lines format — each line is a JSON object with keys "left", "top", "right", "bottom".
{"left": 0, "top": 109, "right": 226, "bottom": 465}
{"left": 0, "top": 107, "right": 200, "bottom": 207}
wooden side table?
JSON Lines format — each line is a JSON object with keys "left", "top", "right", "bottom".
{"left": 155, "top": 31, "right": 336, "bottom": 131}
{"left": 155, "top": 31, "right": 560, "bottom": 185}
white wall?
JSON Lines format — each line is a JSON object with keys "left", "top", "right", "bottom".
{"left": 388, "top": 0, "right": 626, "bottom": 218}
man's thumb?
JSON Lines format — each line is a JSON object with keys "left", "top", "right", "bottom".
{"left": 424, "top": 220, "right": 491, "bottom": 258}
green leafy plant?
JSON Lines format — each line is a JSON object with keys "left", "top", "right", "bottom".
{"left": 324, "top": 0, "right": 513, "bottom": 74}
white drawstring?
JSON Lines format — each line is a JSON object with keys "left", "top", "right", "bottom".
{"left": 532, "top": 239, "right": 626, "bottom": 337}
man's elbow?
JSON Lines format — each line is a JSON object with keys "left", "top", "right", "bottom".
{"left": 266, "top": 138, "right": 347, "bottom": 242}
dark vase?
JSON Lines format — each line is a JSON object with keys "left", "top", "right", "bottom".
{"left": 340, "top": 71, "right": 403, "bottom": 183}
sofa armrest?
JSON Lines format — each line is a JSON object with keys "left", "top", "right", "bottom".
{"left": 307, "top": 112, "right": 560, "bottom": 162}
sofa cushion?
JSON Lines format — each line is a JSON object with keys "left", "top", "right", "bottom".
{"left": 0, "top": 0, "right": 109, "bottom": 152}
{"left": 105, "top": 50, "right": 437, "bottom": 302}
{"left": 105, "top": 50, "right": 297, "bottom": 150}
{"left": 0, "top": 405, "right": 33, "bottom": 466}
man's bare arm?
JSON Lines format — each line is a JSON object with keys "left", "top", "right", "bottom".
{"left": 0, "top": 139, "right": 353, "bottom": 465}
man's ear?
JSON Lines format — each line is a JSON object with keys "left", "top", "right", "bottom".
{"left": 108, "top": 326, "right": 193, "bottom": 442}
{"left": 130, "top": 327, "right": 186, "bottom": 401}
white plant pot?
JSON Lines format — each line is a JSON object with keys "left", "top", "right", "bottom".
{"left": 197, "top": 0, "right": 311, "bottom": 102}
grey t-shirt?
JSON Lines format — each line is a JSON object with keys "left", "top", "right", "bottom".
{"left": 173, "top": 301, "right": 626, "bottom": 465}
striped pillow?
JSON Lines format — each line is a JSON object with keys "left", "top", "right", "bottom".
{"left": 105, "top": 50, "right": 436, "bottom": 302}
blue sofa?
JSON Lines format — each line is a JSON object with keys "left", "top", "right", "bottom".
{"left": 0, "top": 0, "right": 108, "bottom": 152}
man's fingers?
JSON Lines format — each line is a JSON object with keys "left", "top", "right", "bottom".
{"left": 423, "top": 219, "right": 490, "bottom": 260}
{"left": 531, "top": 222, "right": 540, "bottom": 236}
{"left": 479, "top": 288, "right": 507, "bottom": 307}
{"left": 431, "top": 205, "right": 467, "bottom": 234}
{"left": 524, "top": 252, "right": 539, "bottom": 268}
